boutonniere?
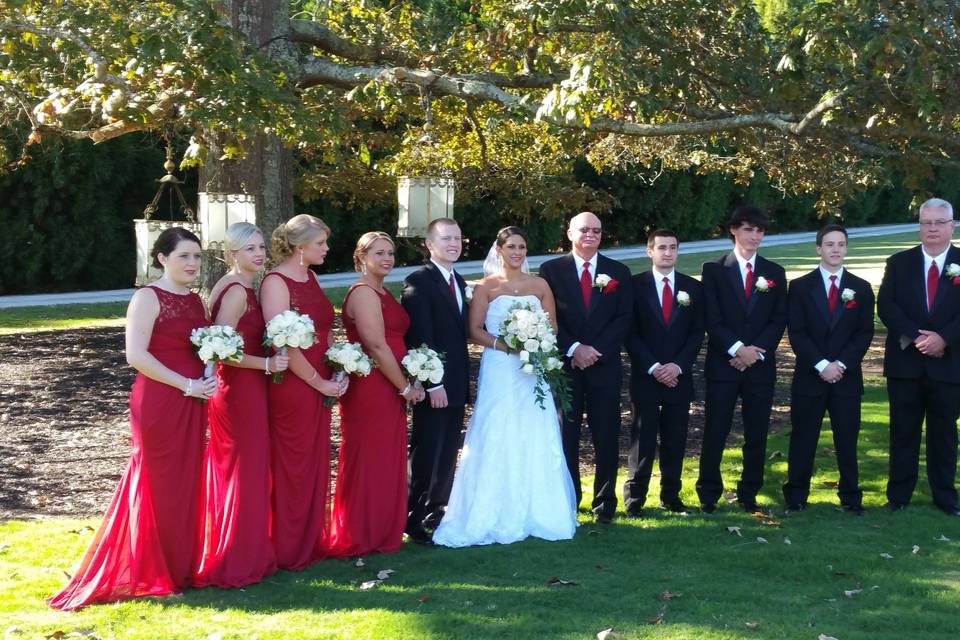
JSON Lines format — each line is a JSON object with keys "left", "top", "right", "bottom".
{"left": 755, "top": 276, "right": 776, "bottom": 293}
{"left": 676, "top": 291, "right": 691, "bottom": 307}
{"left": 594, "top": 274, "right": 619, "bottom": 293}
{"left": 946, "top": 263, "right": 960, "bottom": 285}
{"left": 841, "top": 288, "right": 856, "bottom": 308}
{"left": 464, "top": 284, "right": 474, "bottom": 302}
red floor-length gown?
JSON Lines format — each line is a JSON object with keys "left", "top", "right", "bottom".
{"left": 329, "top": 284, "right": 410, "bottom": 556}
{"left": 49, "top": 286, "right": 207, "bottom": 611}
{"left": 265, "top": 271, "right": 335, "bottom": 570}
{"left": 193, "top": 282, "right": 277, "bottom": 588}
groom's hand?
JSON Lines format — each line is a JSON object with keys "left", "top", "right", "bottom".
{"left": 428, "top": 386, "right": 449, "bottom": 408}
{"left": 572, "top": 344, "right": 602, "bottom": 369}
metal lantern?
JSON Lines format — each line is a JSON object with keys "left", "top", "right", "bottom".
{"left": 133, "top": 145, "right": 199, "bottom": 286}
{"left": 198, "top": 192, "right": 257, "bottom": 251}
{"left": 396, "top": 176, "right": 455, "bottom": 238}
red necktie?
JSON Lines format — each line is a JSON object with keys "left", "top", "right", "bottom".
{"left": 661, "top": 276, "right": 673, "bottom": 324}
{"left": 827, "top": 274, "right": 839, "bottom": 314}
{"left": 448, "top": 273, "right": 457, "bottom": 304}
{"left": 928, "top": 262, "right": 939, "bottom": 310}
{"left": 580, "top": 262, "right": 592, "bottom": 308}
{"left": 744, "top": 262, "right": 754, "bottom": 302}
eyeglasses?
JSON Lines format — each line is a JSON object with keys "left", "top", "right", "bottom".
{"left": 919, "top": 219, "right": 954, "bottom": 227}
{"left": 577, "top": 227, "right": 602, "bottom": 234}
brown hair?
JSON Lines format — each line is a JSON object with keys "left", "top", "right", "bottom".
{"left": 270, "top": 214, "right": 330, "bottom": 263}
{"left": 353, "top": 231, "right": 395, "bottom": 272}
{"left": 151, "top": 227, "right": 201, "bottom": 269}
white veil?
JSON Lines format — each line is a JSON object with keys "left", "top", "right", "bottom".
{"left": 482, "top": 240, "right": 530, "bottom": 276}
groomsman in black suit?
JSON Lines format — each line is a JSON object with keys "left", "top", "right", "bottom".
{"left": 877, "top": 198, "right": 960, "bottom": 516}
{"left": 401, "top": 218, "right": 471, "bottom": 542}
{"left": 540, "top": 212, "right": 633, "bottom": 523}
{"left": 623, "top": 229, "right": 705, "bottom": 516}
{"left": 783, "top": 224, "right": 874, "bottom": 514}
{"left": 696, "top": 206, "right": 787, "bottom": 513}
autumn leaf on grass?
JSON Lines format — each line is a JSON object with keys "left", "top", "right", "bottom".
{"left": 354, "top": 558, "right": 365, "bottom": 568}
{"left": 377, "top": 569, "right": 394, "bottom": 580}
{"left": 659, "top": 590, "right": 680, "bottom": 601}
{"left": 821, "top": 480, "right": 840, "bottom": 488}
{"left": 817, "top": 448, "right": 835, "bottom": 457}
{"left": 745, "top": 621, "right": 760, "bottom": 630}
{"left": 844, "top": 589, "right": 862, "bottom": 598}
{"left": 359, "top": 580, "right": 380, "bottom": 590}
{"left": 546, "top": 577, "right": 579, "bottom": 586}
{"left": 880, "top": 553, "right": 894, "bottom": 559}
{"left": 723, "top": 491, "right": 738, "bottom": 504}
{"left": 756, "top": 537, "right": 768, "bottom": 544}
{"left": 44, "top": 632, "right": 66, "bottom": 640}
{"left": 784, "top": 537, "right": 792, "bottom": 545}
{"left": 935, "top": 534, "right": 951, "bottom": 542}
{"left": 768, "top": 450, "right": 784, "bottom": 460}
{"left": 596, "top": 629, "right": 620, "bottom": 640}
{"left": 647, "top": 606, "right": 666, "bottom": 625}
{"left": 912, "top": 545, "right": 920, "bottom": 554}
{"left": 417, "top": 595, "right": 431, "bottom": 603}
{"left": 818, "top": 635, "right": 841, "bottom": 640}
{"left": 726, "top": 526, "right": 742, "bottom": 537}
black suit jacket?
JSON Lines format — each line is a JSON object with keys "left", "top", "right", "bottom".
{"left": 401, "top": 262, "right": 471, "bottom": 405}
{"left": 539, "top": 253, "right": 633, "bottom": 382}
{"left": 787, "top": 268, "right": 875, "bottom": 397}
{"left": 627, "top": 270, "right": 705, "bottom": 404}
{"left": 701, "top": 251, "right": 788, "bottom": 384}
{"left": 877, "top": 244, "right": 960, "bottom": 383}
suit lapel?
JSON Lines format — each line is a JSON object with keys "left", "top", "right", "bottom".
{"left": 724, "top": 253, "right": 748, "bottom": 312}
{"left": 429, "top": 262, "right": 463, "bottom": 322}
{"left": 829, "top": 271, "right": 848, "bottom": 330}
{"left": 931, "top": 245, "right": 960, "bottom": 313}
{"left": 807, "top": 270, "right": 831, "bottom": 326}
{"left": 642, "top": 272, "right": 664, "bottom": 326}
{"left": 454, "top": 271, "right": 468, "bottom": 334}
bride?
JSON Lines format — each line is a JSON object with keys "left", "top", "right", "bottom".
{"left": 433, "top": 226, "right": 578, "bottom": 547}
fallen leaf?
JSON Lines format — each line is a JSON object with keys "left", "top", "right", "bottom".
{"left": 817, "top": 448, "right": 836, "bottom": 458}
{"left": 44, "top": 633, "right": 66, "bottom": 640}
{"left": 596, "top": 629, "right": 619, "bottom": 640}
{"left": 359, "top": 580, "right": 380, "bottom": 590}
{"left": 546, "top": 577, "right": 579, "bottom": 586}
{"left": 647, "top": 607, "right": 666, "bottom": 625}
{"left": 821, "top": 480, "right": 840, "bottom": 488}
{"left": 0, "top": 544, "right": 9, "bottom": 554}
{"left": 912, "top": 545, "right": 920, "bottom": 555}
{"left": 784, "top": 537, "right": 792, "bottom": 545}
{"left": 745, "top": 621, "right": 760, "bottom": 630}
{"left": 376, "top": 569, "right": 394, "bottom": 581}
{"left": 756, "top": 537, "right": 768, "bottom": 544}
{"left": 726, "top": 526, "right": 742, "bottom": 537}
{"left": 935, "top": 534, "right": 951, "bottom": 542}
{"left": 844, "top": 589, "right": 862, "bottom": 598}
{"left": 880, "top": 553, "right": 893, "bottom": 559}
{"left": 6, "top": 627, "right": 22, "bottom": 637}
{"left": 818, "top": 635, "right": 840, "bottom": 640}
{"left": 758, "top": 516, "right": 782, "bottom": 527}
{"left": 659, "top": 590, "right": 679, "bottom": 601}
{"left": 354, "top": 558, "right": 365, "bottom": 567}
{"left": 417, "top": 595, "right": 431, "bottom": 603}
{"left": 833, "top": 571, "right": 848, "bottom": 577}
{"left": 768, "top": 450, "right": 783, "bottom": 460}
{"left": 723, "top": 491, "right": 738, "bottom": 503}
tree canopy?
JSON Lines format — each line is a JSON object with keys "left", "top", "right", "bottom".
{"left": 2, "top": 0, "right": 959, "bottom": 218}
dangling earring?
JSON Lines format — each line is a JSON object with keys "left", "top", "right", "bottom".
{"left": 299, "top": 250, "right": 304, "bottom": 266}
{"left": 233, "top": 258, "right": 240, "bottom": 271}
{"left": 361, "top": 264, "right": 368, "bottom": 275}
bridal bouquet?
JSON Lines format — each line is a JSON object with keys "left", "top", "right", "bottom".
{"left": 324, "top": 341, "right": 374, "bottom": 406}
{"left": 498, "top": 302, "right": 571, "bottom": 411}
{"left": 190, "top": 325, "right": 245, "bottom": 378}
{"left": 263, "top": 310, "right": 316, "bottom": 382}
{"left": 401, "top": 345, "right": 445, "bottom": 387}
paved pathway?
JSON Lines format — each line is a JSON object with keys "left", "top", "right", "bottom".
{"left": 0, "top": 223, "right": 913, "bottom": 309}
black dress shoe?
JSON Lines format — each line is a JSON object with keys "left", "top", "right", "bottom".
{"left": 404, "top": 526, "right": 434, "bottom": 545}
{"left": 937, "top": 505, "right": 960, "bottom": 517}
{"left": 660, "top": 499, "right": 691, "bottom": 514}
{"left": 421, "top": 509, "right": 444, "bottom": 530}
{"left": 739, "top": 499, "right": 765, "bottom": 514}
{"left": 593, "top": 512, "right": 613, "bottom": 524}
{"left": 700, "top": 502, "right": 718, "bottom": 514}
{"left": 624, "top": 508, "right": 645, "bottom": 519}
{"left": 884, "top": 502, "right": 907, "bottom": 513}
{"left": 784, "top": 503, "right": 806, "bottom": 514}
{"left": 842, "top": 504, "right": 866, "bottom": 516}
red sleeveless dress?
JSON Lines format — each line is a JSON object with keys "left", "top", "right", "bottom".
{"left": 194, "top": 282, "right": 277, "bottom": 588}
{"left": 264, "top": 271, "right": 335, "bottom": 570}
{"left": 49, "top": 286, "right": 207, "bottom": 610}
{"left": 329, "top": 284, "right": 410, "bottom": 556}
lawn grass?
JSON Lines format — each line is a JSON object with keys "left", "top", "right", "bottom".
{"left": 2, "top": 384, "right": 959, "bottom": 639}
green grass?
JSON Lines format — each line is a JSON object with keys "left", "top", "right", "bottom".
{"left": 2, "top": 383, "right": 959, "bottom": 639}
{"left": 0, "top": 302, "right": 129, "bottom": 335}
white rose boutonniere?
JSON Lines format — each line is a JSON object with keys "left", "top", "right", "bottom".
{"left": 754, "top": 276, "right": 776, "bottom": 293}
{"left": 841, "top": 288, "right": 857, "bottom": 309}
{"left": 465, "top": 284, "right": 474, "bottom": 302}
{"left": 675, "top": 291, "right": 691, "bottom": 307}
{"left": 946, "top": 263, "right": 960, "bottom": 286}
{"left": 593, "top": 273, "right": 620, "bottom": 292}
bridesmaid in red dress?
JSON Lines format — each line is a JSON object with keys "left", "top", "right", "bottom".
{"left": 49, "top": 227, "right": 217, "bottom": 611}
{"left": 194, "top": 223, "right": 288, "bottom": 588}
{"left": 260, "top": 214, "right": 348, "bottom": 571}
{"left": 329, "top": 232, "right": 425, "bottom": 556}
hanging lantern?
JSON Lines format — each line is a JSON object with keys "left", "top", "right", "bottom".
{"left": 197, "top": 192, "right": 257, "bottom": 251}
{"left": 133, "top": 142, "right": 199, "bottom": 286}
{"left": 397, "top": 176, "right": 455, "bottom": 238}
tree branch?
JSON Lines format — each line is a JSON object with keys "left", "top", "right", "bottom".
{"left": 789, "top": 87, "right": 852, "bottom": 135}
{"left": 289, "top": 19, "right": 419, "bottom": 68}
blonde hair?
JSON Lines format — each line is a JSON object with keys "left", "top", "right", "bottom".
{"left": 270, "top": 214, "right": 331, "bottom": 262}
{"left": 223, "top": 222, "right": 262, "bottom": 263}
{"left": 353, "top": 231, "right": 395, "bottom": 272}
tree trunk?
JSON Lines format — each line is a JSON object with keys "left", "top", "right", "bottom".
{"left": 199, "top": 0, "right": 298, "bottom": 292}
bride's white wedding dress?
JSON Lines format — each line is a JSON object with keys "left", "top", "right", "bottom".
{"left": 433, "top": 294, "right": 578, "bottom": 547}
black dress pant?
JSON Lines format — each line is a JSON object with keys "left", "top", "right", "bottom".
{"left": 696, "top": 378, "right": 774, "bottom": 505}
{"left": 623, "top": 395, "right": 690, "bottom": 511}
{"left": 886, "top": 377, "right": 960, "bottom": 509}
{"left": 561, "top": 365, "right": 622, "bottom": 518}
{"left": 782, "top": 390, "right": 862, "bottom": 507}
{"left": 407, "top": 403, "right": 465, "bottom": 528}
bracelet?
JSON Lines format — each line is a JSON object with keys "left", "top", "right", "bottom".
{"left": 307, "top": 371, "right": 318, "bottom": 382}
{"left": 398, "top": 382, "right": 411, "bottom": 396}
{"left": 264, "top": 356, "right": 271, "bottom": 375}
{"left": 492, "top": 337, "right": 499, "bottom": 351}
{"left": 183, "top": 378, "right": 193, "bottom": 397}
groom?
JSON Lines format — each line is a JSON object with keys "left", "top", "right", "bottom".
{"left": 540, "top": 212, "right": 633, "bottom": 523}
{"left": 401, "top": 218, "right": 470, "bottom": 543}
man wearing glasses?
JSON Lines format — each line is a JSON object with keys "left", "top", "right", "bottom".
{"left": 540, "top": 212, "right": 633, "bottom": 523}
{"left": 877, "top": 197, "right": 960, "bottom": 516}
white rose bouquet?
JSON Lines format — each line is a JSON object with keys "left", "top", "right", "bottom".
{"left": 498, "top": 301, "right": 571, "bottom": 411}
{"left": 324, "top": 341, "right": 374, "bottom": 407}
{"left": 263, "top": 310, "right": 316, "bottom": 382}
{"left": 190, "top": 325, "right": 245, "bottom": 378}
{"left": 401, "top": 345, "right": 445, "bottom": 387}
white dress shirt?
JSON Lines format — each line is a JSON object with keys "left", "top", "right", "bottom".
{"left": 727, "top": 249, "right": 763, "bottom": 359}
{"left": 427, "top": 260, "right": 460, "bottom": 392}
{"left": 814, "top": 265, "right": 846, "bottom": 373}
{"left": 922, "top": 247, "right": 949, "bottom": 305}
{"left": 648, "top": 269, "right": 682, "bottom": 375}
{"left": 566, "top": 253, "right": 599, "bottom": 357}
